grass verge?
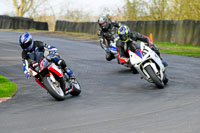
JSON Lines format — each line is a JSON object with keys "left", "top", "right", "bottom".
{"left": 155, "top": 41, "right": 200, "bottom": 57}
{"left": 0, "top": 75, "right": 17, "bottom": 98}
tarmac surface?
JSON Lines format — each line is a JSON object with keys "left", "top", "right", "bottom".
{"left": 0, "top": 31, "right": 200, "bottom": 133}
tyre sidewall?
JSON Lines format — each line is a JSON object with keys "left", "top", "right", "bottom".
{"left": 145, "top": 65, "right": 164, "bottom": 88}
{"left": 70, "top": 80, "right": 81, "bottom": 96}
{"left": 43, "top": 75, "right": 65, "bottom": 101}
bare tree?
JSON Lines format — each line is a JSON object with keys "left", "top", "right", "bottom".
{"left": 12, "top": 0, "right": 34, "bottom": 17}
{"left": 28, "top": 0, "right": 49, "bottom": 18}
{"left": 58, "top": 3, "right": 91, "bottom": 22}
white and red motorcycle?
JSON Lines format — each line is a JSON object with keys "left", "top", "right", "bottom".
{"left": 129, "top": 42, "right": 168, "bottom": 88}
{"left": 28, "top": 55, "right": 81, "bottom": 101}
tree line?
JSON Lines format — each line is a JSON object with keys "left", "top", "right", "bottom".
{"left": 121, "top": 0, "right": 200, "bottom": 21}
{"left": 7, "top": 0, "right": 200, "bottom": 31}
{"left": 11, "top": 0, "right": 200, "bottom": 21}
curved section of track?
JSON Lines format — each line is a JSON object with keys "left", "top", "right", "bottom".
{"left": 0, "top": 31, "right": 200, "bottom": 133}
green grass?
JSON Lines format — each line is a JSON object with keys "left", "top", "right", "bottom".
{"left": 0, "top": 75, "right": 17, "bottom": 98}
{"left": 155, "top": 41, "right": 200, "bottom": 57}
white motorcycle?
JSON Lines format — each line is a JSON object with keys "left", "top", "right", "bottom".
{"left": 129, "top": 42, "right": 168, "bottom": 88}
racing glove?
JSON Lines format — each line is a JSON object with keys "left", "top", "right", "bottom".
{"left": 23, "top": 60, "right": 30, "bottom": 79}
{"left": 25, "top": 71, "right": 30, "bottom": 79}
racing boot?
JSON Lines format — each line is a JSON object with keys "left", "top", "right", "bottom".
{"left": 63, "top": 67, "right": 75, "bottom": 94}
{"left": 63, "top": 67, "right": 75, "bottom": 80}
{"left": 56, "top": 59, "right": 75, "bottom": 80}
{"left": 155, "top": 50, "right": 168, "bottom": 67}
{"left": 105, "top": 47, "right": 115, "bottom": 61}
{"left": 161, "top": 57, "right": 168, "bottom": 67}
{"left": 150, "top": 45, "right": 168, "bottom": 67}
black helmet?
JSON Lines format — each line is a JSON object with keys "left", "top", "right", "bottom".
{"left": 98, "top": 16, "right": 110, "bottom": 30}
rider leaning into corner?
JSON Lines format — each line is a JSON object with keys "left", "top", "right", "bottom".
{"left": 98, "top": 15, "right": 121, "bottom": 61}
{"left": 19, "top": 32, "right": 75, "bottom": 79}
{"left": 117, "top": 25, "right": 168, "bottom": 67}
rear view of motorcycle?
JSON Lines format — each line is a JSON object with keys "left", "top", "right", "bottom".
{"left": 29, "top": 56, "right": 81, "bottom": 101}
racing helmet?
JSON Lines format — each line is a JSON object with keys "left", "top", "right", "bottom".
{"left": 19, "top": 32, "right": 34, "bottom": 52}
{"left": 118, "top": 25, "right": 131, "bottom": 42}
{"left": 98, "top": 16, "right": 110, "bottom": 30}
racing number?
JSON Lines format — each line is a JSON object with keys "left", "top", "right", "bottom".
{"left": 142, "top": 46, "right": 149, "bottom": 56}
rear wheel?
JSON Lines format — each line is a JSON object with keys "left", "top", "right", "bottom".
{"left": 43, "top": 75, "right": 65, "bottom": 101}
{"left": 163, "top": 73, "right": 168, "bottom": 85}
{"left": 70, "top": 79, "right": 81, "bottom": 96}
{"left": 145, "top": 65, "right": 164, "bottom": 89}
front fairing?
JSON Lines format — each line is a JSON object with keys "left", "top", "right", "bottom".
{"left": 129, "top": 43, "right": 154, "bottom": 66}
{"left": 48, "top": 63, "right": 63, "bottom": 77}
{"left": 40, "top": 58, "right": 49, "bottom": 72}
{"left": 129, "top": 43, "right": 165, "bottom": 81}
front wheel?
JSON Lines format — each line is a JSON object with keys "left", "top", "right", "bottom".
{"left": 145, "top": 65, "right": 164, "bottom": 89}
{"left": 70, "top": 79, "right": 81, "bottom": 96}
{"left": 43, "top": 75, "right": 65, "bottom": 101}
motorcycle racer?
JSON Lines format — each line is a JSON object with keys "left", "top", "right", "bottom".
{"left": 19, "top": 32, "right": 75, "bottom": 79}
{"left": 117, "top": 25, "right": 168, "bottom": 67}
{"left": 98, "top": 15, "right": 121, "bottom": 61}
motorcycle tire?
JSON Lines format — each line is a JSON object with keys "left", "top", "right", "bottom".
{"left": 43, "top": 75, "right": 65, "bottom": 101}
{"left": 163, "top": 73, "right": 168, "bottom": 85}
{"left": 70, "top": 80, "right": 81, "bottom": 96}
{"left": 145, "top": 65, "right": 164, "bottom": 89}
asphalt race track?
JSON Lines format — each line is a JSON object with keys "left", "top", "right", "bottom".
{"left": 0, "top": 31, "right": 200, "bottom": 133}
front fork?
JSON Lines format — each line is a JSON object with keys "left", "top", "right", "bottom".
{"left": 35, "top": 72, "right": 66, "bottom": 93}
{"left": 35, "top": 78, "right": 46, "bottom": 89}
{"left": 49, "top": 72, "right": 67, "bottom": 94}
